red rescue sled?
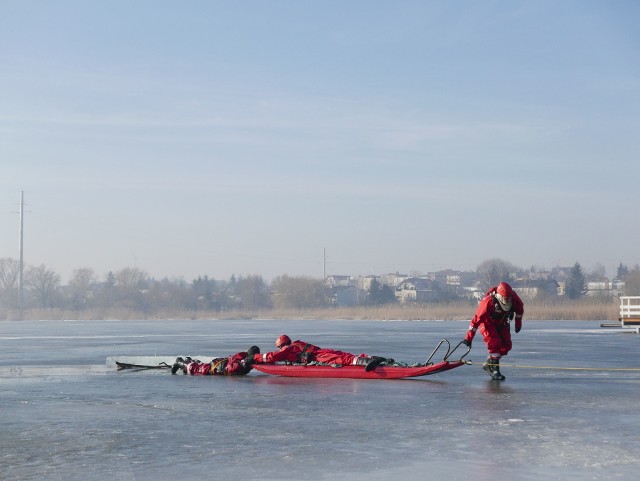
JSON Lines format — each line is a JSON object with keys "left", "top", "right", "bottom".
{"left": 253, "top": 339, "right": 470, "bottom": 379}
{"left": 253, "top": 360, "right": 464, "bottom": 379}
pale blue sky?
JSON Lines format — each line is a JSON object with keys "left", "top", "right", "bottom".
{"left": 2, "top": 1, "right": 639, "bottom": 283}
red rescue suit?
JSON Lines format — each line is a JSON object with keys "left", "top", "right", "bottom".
{"left": 253, "top": 340, "right": 366, "bottom": 366}
{"left": 186, "top": 351, "right": 252, "bottom": 376}
{"left": 464, "top": 287, "right": 524, "bottom": 358}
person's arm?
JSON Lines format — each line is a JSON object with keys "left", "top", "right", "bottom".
{"left": 226, "top": 352, "right": 248, "bottom": 374}
{"left": 513, "top": 293, "right": 524, "bottom": 333}
{"left": 254, "top": 346, "right": 293, "bottom": 364}
{"left": 463, "top": 297, "right": 489, "bottom": 345}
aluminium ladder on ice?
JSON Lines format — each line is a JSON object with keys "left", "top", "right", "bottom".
{"left": 619, "top": 296, "right": 640, "bottom": 333}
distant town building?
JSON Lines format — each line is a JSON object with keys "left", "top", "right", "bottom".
{"left": 324, "top": 268, "right": 624, "bottom": 305}
{"left": 395, "top": 277, "right": 440, "bottom": 304}
{"left": 325, "top": 275, "right": 353, "bottom": 288}
{"left": 511, "top": 278, "right": 560, "bottom": 299}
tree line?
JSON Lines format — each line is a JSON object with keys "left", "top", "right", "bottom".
{"left": 1, "top": 257, "right": 639, "bottom": 316}
{"left": 0, "top": 259, "right": 333, "bottom": 313}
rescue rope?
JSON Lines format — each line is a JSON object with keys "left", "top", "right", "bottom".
{"left": 465, "top": 361, "right": 640, "bottom": 372}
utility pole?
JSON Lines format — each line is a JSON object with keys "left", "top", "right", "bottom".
{"left": 323, "top": 248, "right": 326, "bottom": 280}
{"left": 19, "top": 191, "right": 24, "bottom": 319}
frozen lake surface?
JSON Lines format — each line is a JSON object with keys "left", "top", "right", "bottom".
{"left": 1, "top": 319, "right": 639, "bottom": 481}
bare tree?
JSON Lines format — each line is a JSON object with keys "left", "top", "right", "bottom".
{"left": 68, "top": 267, "right": 98, "bottom": 309}
{"left": 115, "top": 267, "right": 148, "bottom": 289}
{"left": 237, "top": 275, "right": 271, "bottom": 309}
{"left": 476, "top": 258, "right": 521, "bottom": 291}
{"left": 0, "top": 258, "right": 21, "bottom": 308}
{"left": 271, "top": 275, "right": 327, "bottom": 309}
{"left": 144, "top": 277, "right": 192, "bottom": 312}
{"left": 111, "top": 267, "right": 149, "bottom": 310}
{"left": 25, "top": 264, "right": 61, "bottom": 308}
{"left": 0, "top": 258, "right": 20, "bottom": 289}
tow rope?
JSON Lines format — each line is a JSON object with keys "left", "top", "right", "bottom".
{"left": 465, "top": 361, "right": 640, "bottom": 372}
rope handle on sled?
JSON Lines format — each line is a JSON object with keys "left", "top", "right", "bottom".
{"left": 426, "top": 339, "right": 472, "bottom": 365}
{"left": 446, "top": 340, "right": 472, "bottom": 361}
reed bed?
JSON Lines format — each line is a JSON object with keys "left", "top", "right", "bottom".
{"left": 3, "top": 297, "right": 620, "bottom": 322}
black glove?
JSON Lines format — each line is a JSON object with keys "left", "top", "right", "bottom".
{"left": 461, "top": 339, "right": 472, "bottom": 347}
{"left": 515, "top": 326, "right": 521, "bottom": 334}
{"left": 242, "top": 354, "right": 255, "bottom": 367}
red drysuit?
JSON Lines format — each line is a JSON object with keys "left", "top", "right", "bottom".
{"left": 464, "top": 286, "right": 524, "bottom": 358}
{"left": 186, "top": 351, "right": 253, "bottom": 376}
{"left": 253, "top": 340, "right": 367, "bottom": 366}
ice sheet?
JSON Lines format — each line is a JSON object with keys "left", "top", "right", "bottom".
{"left": 1, "top": 319, "right": 639, "bottom": 481}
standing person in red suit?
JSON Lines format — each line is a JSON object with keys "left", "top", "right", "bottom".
{"left": 249, "top": 335, "right": 393, "bottom": 372}
{"left": 171, "top": 346, "right": 260, "bottom": 376}
{"left": 462, "top": 282, "right": 524, "bottom": 380}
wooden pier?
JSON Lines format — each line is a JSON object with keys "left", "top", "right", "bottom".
{"left": 619, "top": 296, "right": 640, "bottom": 333}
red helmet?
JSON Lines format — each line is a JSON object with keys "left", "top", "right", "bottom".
{"left": 496, "top": 282, "right": 513, "bottom": 299}
{"left": 275, "top": 334, "right": 291, "bottom": 349}
{"left": 495, "top": 282, "right": 513, "bottom": 310}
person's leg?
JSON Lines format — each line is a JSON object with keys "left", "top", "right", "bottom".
{"left": 479, "top": 324, "right": 506, "bottom": 380}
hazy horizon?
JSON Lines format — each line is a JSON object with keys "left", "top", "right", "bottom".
{"left": 2, "top": 1, "right": 639, "bottom": 283}
{"left": 0, "top": 244, "right": 628, "bottom": 286}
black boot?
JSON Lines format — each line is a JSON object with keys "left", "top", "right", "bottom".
{"left": 491, "top": 358, "right": 505, "bottom": 381}
{"left": 356, "top": 356, "right": 375, "bottom": 370}
{"left": 355, "top": 356, "right": 390, "bottom": 372}
{"left": 364, "top": 356, "right": 386, "bottom": 372}
{"left": 483, "top": 357, "right": 505, "bottom": 381}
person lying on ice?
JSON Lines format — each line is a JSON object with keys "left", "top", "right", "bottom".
{"left": 248, "top": 334, "right": 394, "bottom": 372}
{"left": 171, "top": 346, "right": 261, "bottom": 376}
{"left": 461, "top": 281, "right": 524, "bottom": 380}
